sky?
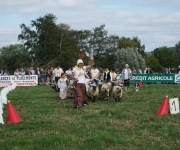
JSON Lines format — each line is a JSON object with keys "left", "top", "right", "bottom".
{"left": 0, "top": 0, "right": 180, "bottom": 52}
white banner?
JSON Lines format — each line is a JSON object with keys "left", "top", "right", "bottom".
{"left": 0, "top": 75, "right": 38, "bottom": 87}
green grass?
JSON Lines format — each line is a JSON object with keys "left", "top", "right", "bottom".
{"left": 1, "top": 84, "right": 180, "bottom": 150}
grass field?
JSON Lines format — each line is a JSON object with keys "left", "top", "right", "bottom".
{"left": 0, "top": 83, "right": 180, "bottom": 150}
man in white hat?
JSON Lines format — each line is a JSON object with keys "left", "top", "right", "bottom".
{"left": 122, "top": 64, "right": 132, "bottom": 92}
{"left": 71, "top": 55, "right": 94, "bottom": 108}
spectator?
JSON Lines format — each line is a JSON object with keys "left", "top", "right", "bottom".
{"left": 138, "top": 68, "right": 142, "bottom": 74}
{"left": 144, "top": 68, "right": 147, "bottom": 74}
{"left": 20, "top": 69, "right": 26, "bottom": 76}
{"left": 46, "top": 68, "right": 52, "bottom": 84}
{"left": 3, "top": 69, "right": 9, "bottom": 76}
{"left": 30, "top": 67, "right": 35, "bottom": 75}
{"left": 132, "top": 67, "right": 137, "bottom": 74}
{"left": 168, "top": 67, "right": 171, "bottom": 74}
{"left": 41, "top": 68, "right": 47, "bottom": 84}
{"left": 26, "top": 68, "right": 32, "bottom": 75}
{"left": 35, "top": 67, "right": 42, "bottom": 85}
{"left": 146, "top": 68, "right": 152, "bottom": 74}
{"left": 14, "top": 69, "right": 20, "bottom": 76}
{"left": 50, "top": 67, "right": 54, "bottom": 84}
{"left": 0, "top": 69, "right": 4, "bottom": 76}
{"left": 164, "top": 68, "right": 170, "bottom": 75}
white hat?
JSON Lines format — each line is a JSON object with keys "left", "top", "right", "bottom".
{"left": 77, "top": 59, "right": 83, "bottom": 65}
{"left": 125, "top": 64, "right": 129, "bottom": 67}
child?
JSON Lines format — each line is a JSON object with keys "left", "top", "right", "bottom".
{"left": 58, "top": 72, "right": 68, "bottom": 100}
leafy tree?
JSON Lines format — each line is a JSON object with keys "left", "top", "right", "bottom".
{"left": 0, "top": 56, "right": 5, "bottom": 70}
{"left": 18, "top": 13, "right": 80, "bottom": 70}
{"left": 153, "top": 46, "right": 177, "bottom": 69}
{"left": 146, "top": 55, "right": 163, "bottom": 73}
{"left": 0, "top": 44, "right": 31, "bottom": 73}
{"left": 91, "top": 24, "right": 108, "bottom": 55}
{"left": 78, "top": 29, "right": 93, "bottom": 57}
{"left": 18, "top": 13, "right": 59, "bottom": 66}
{"left": 114, "top": 48, "right": 146, "bottom": 71}
{"left": 175, "top": 41, "right": 180, "bottom": 65}
{"left": 106, "top": 35, "right": 119, "bottom": 54}
{"left": 118, "top": 37, "right": 136, "bottom": 50}
{"left": 132, "top": 36, "right": 145, "bottom": 57}
{"left": 78, "top": 24, "right": 108, "bottom": 56}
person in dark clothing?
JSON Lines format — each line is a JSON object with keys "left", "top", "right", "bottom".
{"left": 103, "top": 67, "right": 112, "bottom": 83}
{"left": 146, "top": 68, "right": 152, "bottom": 74}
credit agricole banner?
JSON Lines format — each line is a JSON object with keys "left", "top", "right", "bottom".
{"left": 116, "top": 74, "right": 179, "bottom": 83}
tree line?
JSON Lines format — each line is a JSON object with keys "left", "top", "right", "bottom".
{"left": 0, "top": 13, "right": 180, "bottom": 74}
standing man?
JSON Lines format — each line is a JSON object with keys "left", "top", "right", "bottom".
{"left": 146, "top": 68, "right": 152, "bottom": 74}
{"left": 35, "top": 67, "right": 42, "bottom": 85}
{"left": 132, "top": 67, "right": 137, "bottom": 74}
{"left": 53, "top": 64, "right": 64, "bottom": 92}
{"left": 90, "top": 65, "right": 100, "bottom": 86}
{"left": 122, "top": 64, "right": 132, "bottom": 92}
{"left": 138, "top": 68, "right": 142, "bottom": 74}
{"left": 30, "top": 67, "right": 35, "bottom": 75}
{"left": 71, "top": 55, "right": 94, "bottom": 108}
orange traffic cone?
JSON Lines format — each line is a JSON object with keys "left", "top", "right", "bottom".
{"left": 156, "top": 96, "right": 169, "bottom": 116}
{"left": 139, "top": 80, "right": 143, "bottom": 87}
{"left": 8, "top": 101, "right": 22, "bottom": 123}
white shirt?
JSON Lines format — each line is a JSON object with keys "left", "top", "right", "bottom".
{"left": 72, "top": 66, "right": 87, "bottom": 83}
{"left": 124, "top": 68, "right": 132, "bottom": 80}
{"left": 30, "top": 69, "right": 35, "bottom": 75}
{"left": 90, "top": 68, "right": 99, "bottom": 79}
{"left": 138, "top": 69, "right": 142, "bottom": 74}
{"left": 53, "top": 68, "right": 63, "bottom": 77}
{"left": 20, "top": 71, "right": 26, "bottom": 75}
{"left": 14, "top": 71, "right": 20, "bottom": 76}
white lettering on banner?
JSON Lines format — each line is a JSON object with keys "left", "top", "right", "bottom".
{"left": 148, "top": 76, "right": 173, "bottom": 80}
{"left": 132, "top": 76, "right": 147, "bottom": 80}
{"left": 0, "top": 77, "right": 11, "bottom": 80}
{"left": 0, "top": 75, "right": 38, "bottom": 87}
{"left": 17, "top": 76, "right": 36, "bottom": 80}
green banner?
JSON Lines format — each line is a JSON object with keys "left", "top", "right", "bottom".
{"left": 132, "top": 74, "right": 175, "bottom": 83}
